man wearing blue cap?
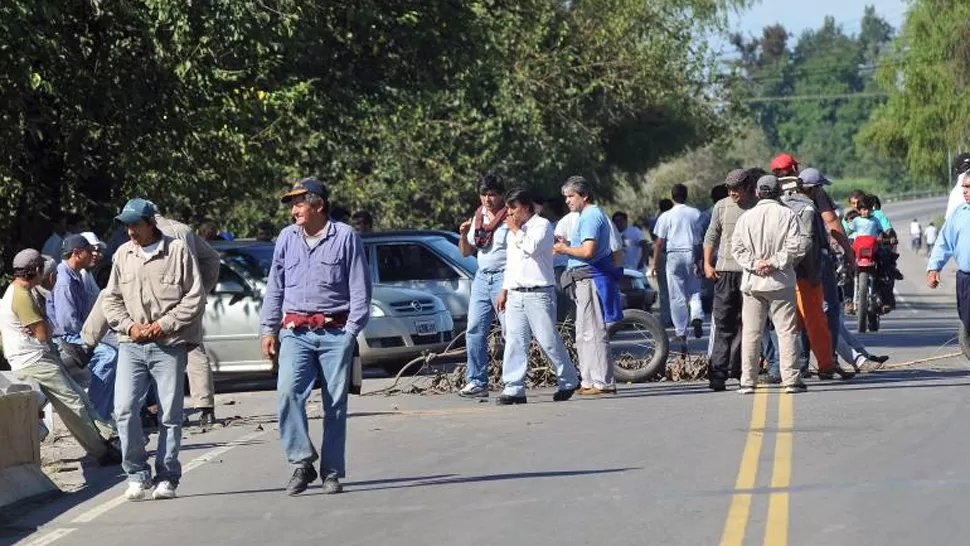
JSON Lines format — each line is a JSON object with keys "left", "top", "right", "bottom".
{"left": 102, "top": 198, "right": 205, "bottom": 501}
{"left": 259, "top": 177, "right": 372, "bottom": 496}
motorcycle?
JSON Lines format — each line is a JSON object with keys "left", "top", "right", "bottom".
{"left": 853, "top": 235, "right": 900, "bottom": 333}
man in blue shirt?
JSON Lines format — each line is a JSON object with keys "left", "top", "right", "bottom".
{"left": 259, "top": 178, "right": 372, "bottom": 496}
{"left": 928, "top": 174, "right": 970, "bottom": 337}
{"left": 49, "top": 234, "right": 118, "bottom": 422}
{"left": 456, "top": 174, "right": 509, "bottom": 398}
{"left": 554, "top": 175, "right": 620, "bottom": 396}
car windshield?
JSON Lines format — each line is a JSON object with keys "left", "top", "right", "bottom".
{"left": 222, "top": 246, "right": 274, "bottom": 280}
{"left": 427, "top": 235, "right": 478, "bottom": 274}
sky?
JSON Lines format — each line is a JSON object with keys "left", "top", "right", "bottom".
{"left": 717, "top": 0, "right": 909, "bottom": 56}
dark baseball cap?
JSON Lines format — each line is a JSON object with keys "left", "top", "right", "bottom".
{"left": 12, "top": 248, "right": 42, "bottom": 271}
{"left": 723, "top": 168, "right": 748, "bottom": 188}
{"left": 757, "top": 174, "right": 780, "bottom": 197}
{"left": 955, "top": 153, "right": 970, "bottom": 177}
{"left": 799, "top": 168, "right": 831, "bottom": 187}
{"left": 281, "top": 177, "right": 329, "bottom": 203}
{"left": 61, "top": 234, "right": 93, "bottom": 257}
{"left": 115, "top": 198, "right": 155, "bottom": 225}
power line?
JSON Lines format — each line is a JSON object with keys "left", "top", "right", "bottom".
{"left": 738, "top": 91, "right": 889, "bottom": 104}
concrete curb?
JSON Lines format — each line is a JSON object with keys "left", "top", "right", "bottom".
{"left": 0, "top": 391, "right": 60, "bottom": 513}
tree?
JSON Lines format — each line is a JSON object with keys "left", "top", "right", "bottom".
{"left": 859, "top": 0, "right": 970, "bottom": 185}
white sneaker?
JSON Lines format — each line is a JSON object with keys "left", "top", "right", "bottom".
{"left": 737, "top": 386, "right": 755, "bottom": 395}
{"left": 124, "top": 481, "right": 152, "bottom": 501}
{"left": 152, "top": 480, "right": 177, "bottom": 500}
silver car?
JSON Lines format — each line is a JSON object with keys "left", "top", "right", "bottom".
{"left": 203, "top": 242, "right": 454, "bottom": 375}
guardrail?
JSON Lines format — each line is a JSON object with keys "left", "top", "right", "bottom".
{"left": 882, "top": 189, "right": 950, "bottom": 203}
{"left": 0, "top": 388, "right": 59, "bottom": 513}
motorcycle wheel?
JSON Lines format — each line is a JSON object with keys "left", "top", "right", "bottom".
{"left": 608, "top": 309, "right": 670, "bottom": 383}
{"left": 856, "top": 271, "right": 870, "bottom": 334}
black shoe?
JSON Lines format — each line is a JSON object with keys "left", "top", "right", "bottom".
{"left": 834, "top": 366, "right": 856, "bottom": 380}
{"left": 691, "top": 318, "right": 703, "bottom": 339}
{"left": 98, "top": 443, "right": 123, "bottom": 466}
{"left": 816, "top": 371, "right": 834, "bottom": 380}
{"left": 198, "top": 408, "right": 216, "bottom": 427}
{"left": 552, "top": 388, "right": 576, "bottom": 402}
{"left": 709, "top": 378, "right": 726, "bottom": 392}
{"left": 285, "top": 465, "right": 318, "bottom": 496}
{"left": 496, "top": 394, "right": 527, "bottom": 405}
{"left": 872, "top": 355, "right": 889, "bottom": 364}
{"left": 322, "top": 473, "right": 343, "bottom": 495}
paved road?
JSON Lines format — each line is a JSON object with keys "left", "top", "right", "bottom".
{"left": 6, "top": 197, "right": 969, "bottom": 546}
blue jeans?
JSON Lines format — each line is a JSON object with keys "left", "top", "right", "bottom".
{"left": 277, "top": 327, "right": 355, "bottom": 477}
{"left": 763, "top": 323, "right": 780, "bottom": 379}
{"left": 821, "top": 254, "right": 840, "bottom": 356}
{"left": 58, "top": 334, "right": 118, "bottom": 422}
{"left": 501, "top": 288, "right": 578, "bottom": 396}
{"left": 465, "top": 270, "right": 506, "bottom": 387}
{"left": 115, "top": 342, "right": 187, "bottom": 485}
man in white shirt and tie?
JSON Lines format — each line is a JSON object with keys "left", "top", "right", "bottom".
{"left": 495, "top": 189, "right": 580, "bottom": 405}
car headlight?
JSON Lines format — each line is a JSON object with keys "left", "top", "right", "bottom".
{"left": 370, "top": 303, "right": 386, "bottom": 318}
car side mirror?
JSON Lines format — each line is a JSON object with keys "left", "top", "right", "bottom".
{"left": 214, "top": 280, "right": 247, "bottom": 295}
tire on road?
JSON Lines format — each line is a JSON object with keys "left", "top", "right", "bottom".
{"left": 608, "top": 309, "right": 669, "bottom": 383}
{"left": 856, "top": 271, "right": 870, "bottom": 334}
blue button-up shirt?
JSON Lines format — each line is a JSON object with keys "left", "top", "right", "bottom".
{"left": 259, "top": 222, "right": 372, "bottom": 337}
{"left": 928, "top": 204, "right": 970, "bottom": 273}
{"left": 48, "top": 262, "right": 92, "bottom": 337}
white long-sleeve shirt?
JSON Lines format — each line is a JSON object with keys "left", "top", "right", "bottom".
{"left": 503, "top": 214, "right": 557, "bottom": 290}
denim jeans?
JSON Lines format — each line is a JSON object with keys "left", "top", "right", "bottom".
{"left": 61, "top": 333, "right": 117, "bottom": 422}
{"left": 115, "top": 342, "right": 187, "bottom": 485}
{"left": 821, "top": 254, "right": 841, "bottom": 356}
{"left": 465, "top": 270, "right": 506, "bottom": 387}
{"left": 763, "top": 323, "right": 780, "bottom": 379}
{"left": 501, "top": 288, "right": 578, "bottom": 396}
{"left": 277, "top": 327, "right": 355, "bottom": 477}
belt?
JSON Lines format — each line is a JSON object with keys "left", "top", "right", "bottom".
{"left": 510, "top": 285, "right": 553, "bottom": 292}
{"left": 283, "top": 312, "right": 348, "bottom": 330}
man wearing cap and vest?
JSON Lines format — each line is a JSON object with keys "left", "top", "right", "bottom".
{"left": 1, "top": 249, "right": 122, "bottom": 465}
{"left": 259, "top": 177, "right": 372, "bottom": 496}
{"left": 928, "top": 171, "right": 970, "bottom": 346}
{"left": 148, "top": 201, "right": 222, "bottom": 427}
{"left": 48, "top": 234, "right": 119, "bottom": 422}
{"left": 704, "top": 168, "right": 757, "bottom": 391}
{"left": 731, "top": 175, "right": 809, "bottom": 394}
{"left": 103, "top": 198, "right": 206, "bottom": 500}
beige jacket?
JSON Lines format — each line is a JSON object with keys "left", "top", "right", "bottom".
{"left": 155, "top": 214, "right": 221, "bottom": 293}
{"left": 102, "top": 235, "right": 205, "bottom": 346}
{"left": 730, "top": 199, "right": 808, "bottom": 293}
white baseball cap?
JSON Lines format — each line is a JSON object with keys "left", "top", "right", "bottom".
{"left": 80, "top": 232, "right": 106, "bottom": 248}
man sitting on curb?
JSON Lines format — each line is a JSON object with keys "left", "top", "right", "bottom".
{"left": 1, "top": 249, "right": 121, "bottom": 466}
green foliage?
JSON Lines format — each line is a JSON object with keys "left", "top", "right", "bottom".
{"left": 0, "top": 0, "right": 745, "bottom": 267}
{"left": 726, "top": 7, "right": 898, "bottom": 181}
{"left": 858, "top": 0, "right": 970, "bottom": 186}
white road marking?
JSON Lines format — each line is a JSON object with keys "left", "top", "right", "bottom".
{"left": 20, "top": 427, "right": 269, "bottom": 545}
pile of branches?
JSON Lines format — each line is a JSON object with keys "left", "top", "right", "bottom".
{"left": 367, "top": 320, "right": 715, "bottom": 396}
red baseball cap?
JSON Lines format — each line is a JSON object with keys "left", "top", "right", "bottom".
{"left": 770, "top": 153, "right": 798, "bottom": 172}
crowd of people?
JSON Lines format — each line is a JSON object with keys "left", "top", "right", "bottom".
{"left": 2, "top": 151, "right": 911, "bottom": 500}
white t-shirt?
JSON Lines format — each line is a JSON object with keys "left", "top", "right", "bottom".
{"left": 140, "top": 239, "right": 162, "bottom": 258}
{"left": 620, "top": 226, "right": 645, "bottom": 270}
{"left": 925, "top": 225, "right": 938, "bottom": 245}
{"left": 0, "top": 283, "right": 49, "bottom": 370}
{"left": 910, "top": 221, "right": 922, "bottom": 237}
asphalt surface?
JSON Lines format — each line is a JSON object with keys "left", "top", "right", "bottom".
{"left": 6, "top": 196, "right": 970, "bottom": 546}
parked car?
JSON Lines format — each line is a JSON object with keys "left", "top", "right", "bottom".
{"left": 359, "top": 230, "right": 656, "bottom": 329}
{"left": 204, "top": 241, "right": 454, "bottom": 375}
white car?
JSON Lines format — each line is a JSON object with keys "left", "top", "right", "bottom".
{"left": 203, "top": 242, "right": 454, "bottom": 375}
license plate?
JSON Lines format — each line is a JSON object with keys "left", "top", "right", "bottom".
{"left": 415, "top": 320, "right": 437, "bottom": 335}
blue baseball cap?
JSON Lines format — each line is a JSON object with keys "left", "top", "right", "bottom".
{"left": 280, "top": 177, "right": 329, "bottom": 203}
{"left": 799, "top": 168, "right": 831, "bottom": 187}
{"left": 115, "top": 198, "right": 156, "bottom": 225}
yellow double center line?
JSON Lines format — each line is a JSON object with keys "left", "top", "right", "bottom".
{"left": 719, "top": 389, "right": 794, "bottom": 546}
